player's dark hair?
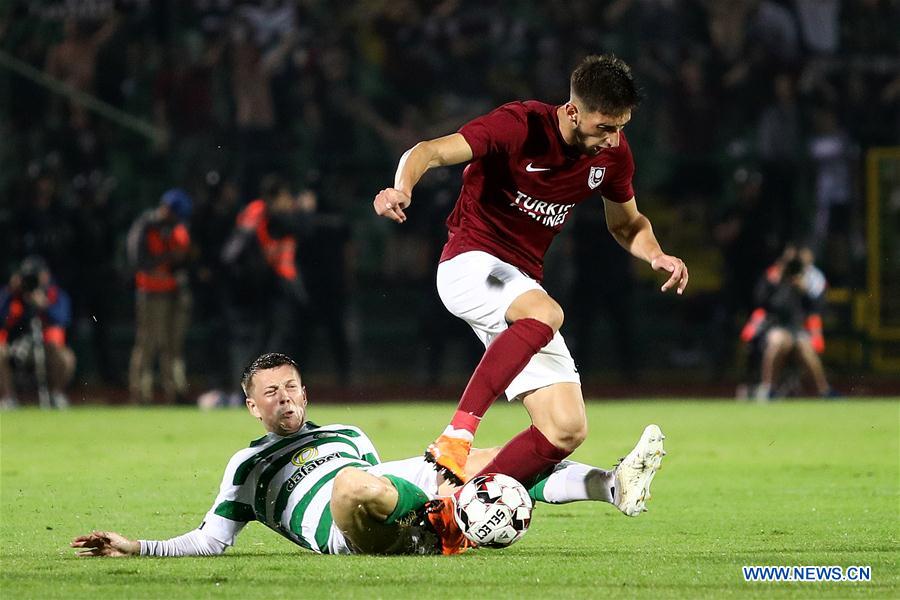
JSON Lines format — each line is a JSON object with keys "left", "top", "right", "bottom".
{"left": 241, "top": 352, "right": 301, "bottom": 396}
{"left": 570, "top": 55, "right": 641, "bottom": 116}
{"left": 260, "top": 174, "right": 290, "bottom": 203}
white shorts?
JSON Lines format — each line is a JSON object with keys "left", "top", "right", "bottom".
{"left": 326, "top": 457, "right": 440, "bottom": 555}
{"left": 436, "top": 251, "right": 580, "bottom": 401}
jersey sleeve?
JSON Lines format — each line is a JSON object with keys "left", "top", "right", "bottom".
{"left": 458, "top": 102, "right": 530, "bottom": 159}
{"left": 140, "top": 528, "right": 229, "bottom": 557}
{"left": 198, "top": 451, "right": 256, "bottom": 546}
{"left": 600, "top": 135, "right": 636, "bottom": 203}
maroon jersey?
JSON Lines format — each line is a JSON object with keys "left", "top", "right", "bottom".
{"left": 440, "top": 101, "right": 635, "bottom": 281}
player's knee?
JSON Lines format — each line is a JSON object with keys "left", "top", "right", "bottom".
{"left": 542, "top": 417, "right": 588, "bottom": 453}
{"left": 333, "top": 468, "right": 387, "bottom": 508}
{"left": 529, "top": 298, "right": 565, "bottom": 332}
{"left": 508, "top": 292, "right": 564, "bottom": 332}
{"left": 333, "top": 468, "right": 367, "bottom": 502}
{"left": 559, "top": 421, "right": 588, "bottom": 452}
{"left": 544, "top": 301, "right": 565, "bottom": 332}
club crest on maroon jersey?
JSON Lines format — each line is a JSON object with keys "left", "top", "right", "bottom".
{"left": 588, "top": 166, "right": 606, "bottom": 189}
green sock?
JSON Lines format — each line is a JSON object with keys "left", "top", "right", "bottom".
{"left": 529, "top": 471, "right": 552, "bottom": 503}
{"left": 528, "top": 463, "right": 561, "bottom": 503}
{"left": 383, "top": 475, "right": 430, "bottom": 524}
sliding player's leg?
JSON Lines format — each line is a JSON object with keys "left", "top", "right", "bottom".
{"left": 529, "top": 460, "right": 616, "bottom": 504}
{"left": 525, "top": 424, "right": 666, "bottom": 516}
{"left": 514, "top": 424, "right": 667, "bottom": 517}
{"left": 330, "top": 466, "right": 428, "bottom": 554}
{"left": 331, "top": 458, "right": 473, "bottom": 555}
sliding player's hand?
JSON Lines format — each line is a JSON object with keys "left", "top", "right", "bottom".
{"left": 71, "top": 530, "right": 140, "bottom": 557}
{"left": 651, "top": 254, "right": 689, "bottom": 295}
{"left": 373, "top": 188, "right": 410, "bottom": 223}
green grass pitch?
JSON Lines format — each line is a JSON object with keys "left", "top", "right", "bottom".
{"left": 1, "top": 399, "right": 898, "bottom": 598}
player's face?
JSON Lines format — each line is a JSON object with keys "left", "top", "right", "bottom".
{"left": 570, "top": 106, "right": 631, "bottom": 156}
{"left": 245, "top": 365, "right": 307, "bottom": 435}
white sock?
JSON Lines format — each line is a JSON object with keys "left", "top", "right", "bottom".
{"left": 441, "top": 425, "right": 474, "bottom": 441}
{"left": 531, "top": 460, "right": 615, "bottom": 504}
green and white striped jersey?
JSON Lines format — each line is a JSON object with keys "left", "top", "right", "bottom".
{"left": 199, "top": 421, "right": 380, "bottom": 554}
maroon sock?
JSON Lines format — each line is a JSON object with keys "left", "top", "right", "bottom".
{"left": 449, "top": 318, "right": 554, "bottom": 434}
{"left": 475, "top": 425, "right": 571, "bottom": 487}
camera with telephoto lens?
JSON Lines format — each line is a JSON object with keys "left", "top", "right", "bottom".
{"left": 17, "top": 256, "right": 48, "bottom": 294}
{"left": 21, "top": 272, "right": 40, "bottom": 294}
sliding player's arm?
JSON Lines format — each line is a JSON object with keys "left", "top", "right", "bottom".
{"left": 70, "top": 528, "right": 229, "bottom": 558}
{"left": 70, "top": 504, "right": 245, "bottom": 558}
{"left": 71, "top": 454, "right": 251, "bottom": 558}
{"left": 373, "top": 133, "right": 474, "bottom": 223}
{"left": 603, "top": 197, "right": 689, "bottom": 295}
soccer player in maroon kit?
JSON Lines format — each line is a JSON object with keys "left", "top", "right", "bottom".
{"left": 373, "top": 55, "right": 681, "bottom": 517}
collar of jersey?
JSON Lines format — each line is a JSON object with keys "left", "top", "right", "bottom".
{"left": 250, "top": 420, "right": 320, "bottom": 446}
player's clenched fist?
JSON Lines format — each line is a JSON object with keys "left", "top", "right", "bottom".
{"left": 373, "top": 188, "right": 410, "bottom": 223}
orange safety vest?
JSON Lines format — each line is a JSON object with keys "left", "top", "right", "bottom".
{"left": 135, "top": 223, "right": 190, "bottom": 292}
{"left": 236, "top": 199, "right": 297, "bottom": 280}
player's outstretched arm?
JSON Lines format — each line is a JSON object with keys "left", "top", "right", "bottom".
{"left": 71, "top": 531, "right": 140, "bottom": 557}
{"left": 373, "top": 133, "right": 473, "bottom": 223}
{"left": 71, "top": 528, "right": 229, "bottom": 558}
{"left": 603, "top": 198, "right": 689, "bottom": 295}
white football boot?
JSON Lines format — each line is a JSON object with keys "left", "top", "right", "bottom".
{"left": 613, "top": 424, "right": 666, "bottom": 517}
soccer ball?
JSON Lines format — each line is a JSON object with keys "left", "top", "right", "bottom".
{"left": 454, "top": 473, "right": 533, "bottom": 547}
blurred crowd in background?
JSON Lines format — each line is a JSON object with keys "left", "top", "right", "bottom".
{"left": 2, "top": 0, "right": 899, "bottom": 404}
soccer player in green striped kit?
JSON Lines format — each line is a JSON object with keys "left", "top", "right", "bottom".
{"left": 72, "top": 353, "right": 663, "bottom": 557}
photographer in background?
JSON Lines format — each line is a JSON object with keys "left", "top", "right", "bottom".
{"left": 126, "top": 189, "right": 193, "bottom": 404}
{"left": 740, "top": 246, "right": 835, "bottom": 400}
{"left": 0, "top": 256, "right": 76, "bottom": 409}
{"left": 211, "top": 175, "right": 309, "bottom": 407}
